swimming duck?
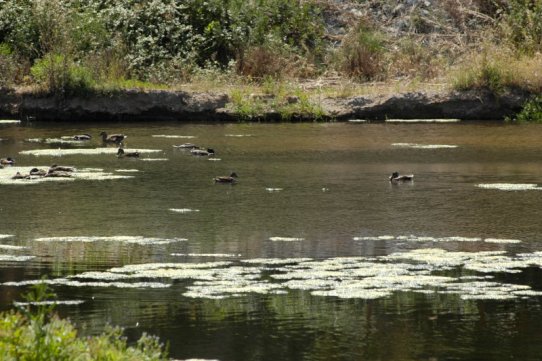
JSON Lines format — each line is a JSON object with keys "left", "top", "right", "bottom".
{"left": 0, "top": 157, "right": 15, "bottom": 165}
{"left": 45, "top": 170, "right": 72, "bottom": 178}
{"left": 389, "top": 172, "right": 414, "bottom": 182}
{"left": 173, "top": 143, "right": 198, "bottom": 149}
{"left": 214, "top": 172, "right": 238, "bottom": 183}
{"left": 73, "top": 134, "right": 92, "bottom": 141}
{"left": 117, "top": 148, "right": 140, "bottom": 158}
{"left": 30, "top": 168, "right": 48, "bottom": 177}
{"left": 100, "top": 131, "right": 126, "bottom": 143}
{"left": 49, "top": 164, "right": 75, "bottom": 173}
{"left": 11, "top": 172, "right": 29, "bottom": 180}
{"left": 191, "top": 148, "right": 215, "bottom": 156}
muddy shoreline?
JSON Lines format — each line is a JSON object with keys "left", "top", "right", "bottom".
{"left": 0, "top": 87, "right": 531, "bottom": 122}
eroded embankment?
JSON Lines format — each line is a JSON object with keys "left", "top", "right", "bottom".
{"left": 0, "top": 87, "right": 532, "bottom": 122}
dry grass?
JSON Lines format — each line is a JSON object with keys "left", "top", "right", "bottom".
{"left": 450, "top": 44, "right": 542, "bottom": 93}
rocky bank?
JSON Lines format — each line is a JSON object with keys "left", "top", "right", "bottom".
{"left": 0, "top": 87, "right": 531, "bottom": 122}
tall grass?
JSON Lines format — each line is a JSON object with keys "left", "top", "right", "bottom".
{"left": 451, "top": 45, "right": 542, "bottom": 93}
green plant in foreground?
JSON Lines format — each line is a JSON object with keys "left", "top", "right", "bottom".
{"left": 508, "top": 96, "right": 542, "bottom": 123}
{"left": 0, "top": 283, "right": 169, "bottom": 361}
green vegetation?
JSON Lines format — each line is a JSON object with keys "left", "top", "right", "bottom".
{"left": 0, "top": 0, "right": 541, "bottom": 119}
{"left": 0, "top": 283, "right": 169, "bottom": 361}
{"left": 509, "top": 95, "right": 542, "bottom": 122}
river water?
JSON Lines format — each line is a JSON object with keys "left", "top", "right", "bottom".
{"left": 1, "top": 120, "right": 542, "bottom": 360}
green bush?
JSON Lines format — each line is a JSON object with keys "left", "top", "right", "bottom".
{"left": 31, "top": 53, "right": 95, "bottom": 94}
{"left": 0, "top": 0, "right": 325, "bottom": 85}
{"left": 511, "top": 95, "right": 542, "bottom": 122}
{"left": 0, "top": 283, "right": 169, "bottom": 361}
{"left": 500, "top": 0, "right": 542, "bottom": 54}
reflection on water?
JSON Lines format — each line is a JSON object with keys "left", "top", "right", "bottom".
{"left": 2, "top": 121, "right": 542, "bottom": 360}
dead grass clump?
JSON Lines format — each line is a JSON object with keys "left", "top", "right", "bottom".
{"left": 236, "top": 46, "right": 319, "bottom": 80}
{"left": 451, "top": 45, "right": 542, "bottom": 93}
{"left": 337, "top": 20, "right": 386, "bottom": 81}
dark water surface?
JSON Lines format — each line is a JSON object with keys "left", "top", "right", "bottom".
{"left": 2, "top": 121, "right": 542, "bottom": 360}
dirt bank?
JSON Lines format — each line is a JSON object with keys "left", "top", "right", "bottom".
{"left": 0, "top": 87, "right": 531, "bottom": 122}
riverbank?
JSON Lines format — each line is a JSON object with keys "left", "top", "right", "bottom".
{"left": 0, "top": 87, "right": 533, "bottom": 122}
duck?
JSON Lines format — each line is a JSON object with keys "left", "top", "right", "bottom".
{"left": 11, "top": 172, "right": 30, "bottom": 180}
{"left": 29, "top": 168, "right": 48, "bottom": 177}
{"left": 45, "top": 170, "right": 72, "bottom": 178}
{"left": 49, "top": 164, "right": 75, "bottom": 173}
{"left": 214, "top": 172, "right": 238, "bottom": 183}
{"left": 191, "top": 148, "right": 215, "bottom": 156}
{"left": 389, "top": 172, "right": 414, "bottom": 182}
{"left": 100, "top": 131, "right": 126, "bottom": 144}
{"left": 117, "top": 148, "right": 140, "bottom": 158}
{"left": 73, "top": 134, "right": 92, "bottom": 141}
{"left": 173, "top": 143, "right": 198, "bottom": 149}
{"left": 0, "top": 157, "right": 15, "bottom": 165}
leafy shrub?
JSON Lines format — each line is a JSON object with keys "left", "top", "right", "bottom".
{"left": 0, "top": 283, "right": 169, "bottom": 361}
{"left": 512, "top": 95, "right": 542, "bottom": 122}
{"left": 499, "top": 0, "right": 542, "bottom": 54}
{"left": 31, "top": 53, "right": 95, "bottom": 94}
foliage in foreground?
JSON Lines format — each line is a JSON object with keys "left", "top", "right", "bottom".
{"left": 0, "top": 283, "right": 169, "bottom": 361}
{"left": 509, "top": 95, "right": 542, "bottom": 123}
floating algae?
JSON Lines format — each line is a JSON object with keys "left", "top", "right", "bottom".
{"left": 385, "top": 119, "right": 460, "bottom": 123}
{"left": 0, "top": 245, "right": 28, "bottom": 251}
{"left": 171, "top": 253, "right": 241, "bottom": 258}
{"left": 34, "top": 236, "right": 187, "bottom": 245}
{"left": 392, "top": 143, "right": 458, "bottom": 149}
{"left": 0, "top": 255, "right": 35, "bottom": 262}
{"left": 7, "top": 245, "right": 542, "bottom": 301}
{"left": 225, "top": 134, "right": 254, "bottom": 137}
{"left": 0, "top": 166, "right": 135, "bottom": 185}
{"left": 152, "top": 135, "right": 196, "bottom": 139}
{"left": 14, "top": 300, "right": 85, "bottom": 307}
{"left": 477, "top": 183, "right": 542, "bottom": 191}
{"left": 354, "top": 235, "right": 482, "bottom": 243}
{"left": 20, "top": 148, "right": 161, "bottom": 157}
{"left": 169, "top": 208, "right": 200, "bottom": 213}
{"left": 269, "top": 237, "right": 304, "bottom": 242}
{"left": 265, "top": 188, "right": 283, "bottom": 192}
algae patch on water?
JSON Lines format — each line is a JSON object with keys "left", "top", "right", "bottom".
{"left": 152, "top": 135, "right": 196, "bottom": 139}
{"left": 477, "top": 183, "right": 542, "bottom": 191}
{"left": 0, "top": 166, "right": 134, "bottom": 185}
{"left": 34, "top": 236, "right": 187, "bottom": 245}
{"left": 269, "top": 237, "right": 304, "bottom": 242}
{"left": 8, "top": 246, "right": 542, "bottom": 301}
{"left": 169, "top": 208, "right": 200, "bottom": 213}
{"left": 19, "top": 148, "right": 162, "bottom": 157}
{"left": 392, "top": 143, "right": 458, "bottom": 149}
{"left": 353, "top": 234, "right": 521, "bottom": 244}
